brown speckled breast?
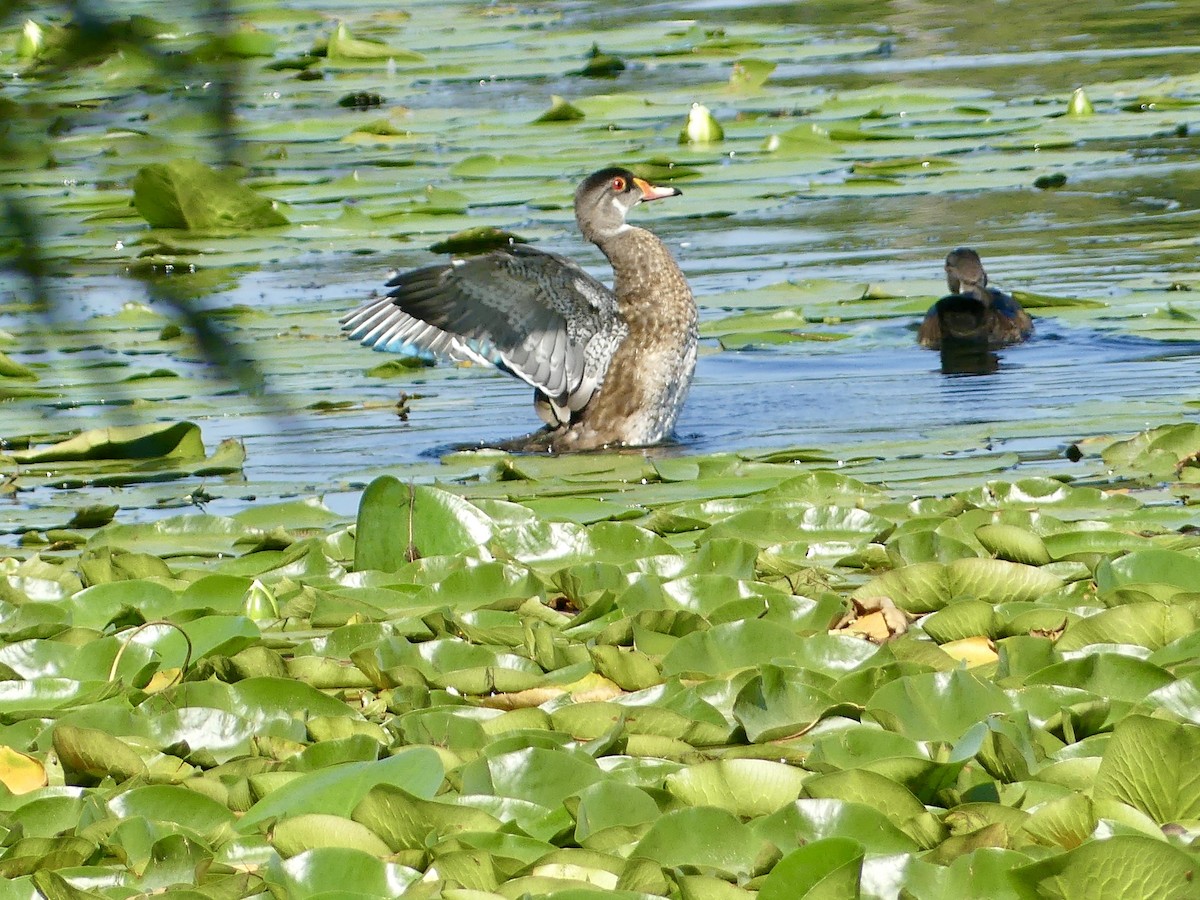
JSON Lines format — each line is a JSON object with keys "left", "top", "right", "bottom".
{"left": 553, "top": 226, "right": 697, "bottom": 450}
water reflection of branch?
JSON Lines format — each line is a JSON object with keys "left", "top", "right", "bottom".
{"left": 1, "top": 195, "right": 49, "bottom": 315}
{"left": 1, "top": 0, "right": 261, "bottom": 394}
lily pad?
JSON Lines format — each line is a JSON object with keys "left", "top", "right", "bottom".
{"left": 132, "top": 161, "right": 288, "bottom": 230}
{"left": 238, "top": 747, "right": 444, "bottom": 832}
{"left": 631, "top": 807, "right": 768, "bottom": 879}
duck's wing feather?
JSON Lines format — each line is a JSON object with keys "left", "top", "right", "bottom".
{"left": 341, "top": 245, "right": 626, "bottom": 422}
{"left": 917, "top": 304, "right": 942, "bottom": 348}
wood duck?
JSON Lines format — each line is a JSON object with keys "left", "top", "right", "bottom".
{"left": 341, "top": 168, "right": 698, "bottom": 452}
{"left": 917, "top": 248, "right": 1034, "bottom": 349}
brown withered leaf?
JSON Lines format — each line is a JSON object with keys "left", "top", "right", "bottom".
{"left": 1030, "top": 618, "right": 1068, "bottom": 641}
{"left": 481, "top": 673, "right": 624, "bottom": 710}
{"left": 482, "top": 687, "right": 565, "bottom": 710}
{"left": 831, "top": 595, "right": 911, "bottom": 644}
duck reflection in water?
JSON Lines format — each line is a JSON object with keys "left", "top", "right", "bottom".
{"left": 917, "top": 248, "right": 1033, "bottom": 375}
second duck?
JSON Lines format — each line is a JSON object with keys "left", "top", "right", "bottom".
{"left": 917, "top": 247, "right": 1033, "bottom": 349}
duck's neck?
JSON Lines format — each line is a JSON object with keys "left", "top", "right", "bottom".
{"left": 594, "top": 227, "right": 693, "bottom": 318}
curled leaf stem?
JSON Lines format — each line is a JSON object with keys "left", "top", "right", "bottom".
{"left": 109, "top": 620, "right": 193, "bottom": 687}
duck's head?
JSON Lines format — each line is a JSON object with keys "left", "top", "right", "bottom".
{"left": 945, "top": 247, "right": 989, "bottom": 301}
{"left": 574, "top": 167, "right": 680, "bottom": 242}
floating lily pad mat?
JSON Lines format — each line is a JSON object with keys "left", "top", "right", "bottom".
{"left": 2, "top": 0, "right": 1200, "bottom": 897}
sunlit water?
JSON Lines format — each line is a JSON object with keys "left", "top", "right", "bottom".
{"left": 207, "top": 318, "right": 1200, "bottom": 483}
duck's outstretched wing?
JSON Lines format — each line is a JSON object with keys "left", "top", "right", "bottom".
{"left": 341, "top": 245, "right": 626, "bottom": 424}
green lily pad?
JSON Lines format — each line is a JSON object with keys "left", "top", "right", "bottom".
{"left": 131, "top": 160, "right": 288, "bottom": 230}
{"left": 270, "top": 847, "right": 420, "bottom": 898}
{"left": 757, "top": 838, "right": 864, "bottom": 900}
{"left": 631, "top": 807, "right": 768, "bottom": 879}
{"left": 1093, "top": 715, "right": 1200, "bottom": 823}
{"left": 803, "top": 769, "right": 941, "bottom": 848}
{"left": 52, "top": 723, "right": 147, "bottom": 784}
{"left": 238, "top": 747, "right": 443, "bottom": 832}
{"left": 461, "top": 747, "right": 604, "bottom": 809}
{"left": 534, "top": 95, "right": 586, "bottom": 123}
{"left": 853, "top": 558, "right": 1064, "bottom": 613}
{"left": 866, "top": 669, "right": 1013, "bottom": 742}
{"left": 8, "top": 422, "right": 205, "bottom": 464}
{"left": 665, "top": 759, "right": 807, "bottom": 818}
{"left": 429, "top": 226, "right": 530, "bottom": 254}
{"left": 1102, "top": 423, "right": 1200, "bottom": 480}
{"left": 756, "top": 798, "right": 918, "bottom": 856}
{"left": 272, "top": 813, "right": 393, "bottom": 858}
{"left": 1010, "top": 834, "right": 1196, "bottom": 899}
{"left": 354, "top": 477, "right": 493, "bottom": 571}
{"left": 732, "top": 665, "right": 851, "bottom": 742}
{"left": 0, "top": 351, "right": 37, "bottom": 380}
{"left": 325, "top": 22, "right": 424, "bottom": 63}
{"left": 354, "top": 784, "right": 504, "bottom": 852}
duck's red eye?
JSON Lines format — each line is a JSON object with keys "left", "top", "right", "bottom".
{"left": 611, "top": 176, "right": 626, "bottom": 192}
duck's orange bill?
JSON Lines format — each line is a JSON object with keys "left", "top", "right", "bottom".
{"left": 634, "top": 177, "right": 681, "bottom": 201}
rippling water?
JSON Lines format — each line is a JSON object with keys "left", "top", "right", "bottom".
{"left": 204, "top": 315, "right": 1200, "bottom": 492}
{"left": 5, "top": 0, "right": 1200, "bottom": 527}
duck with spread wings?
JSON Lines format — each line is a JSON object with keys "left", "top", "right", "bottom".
{"left": 342, "top": 168, "right": 698, "bottom": 452}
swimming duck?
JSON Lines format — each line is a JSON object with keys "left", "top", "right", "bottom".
{"left": 917, "top": 248, "right": 1033, "bottom": 349}
{"left": 341, "top": 168, "right": 698, "bottom": 452}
